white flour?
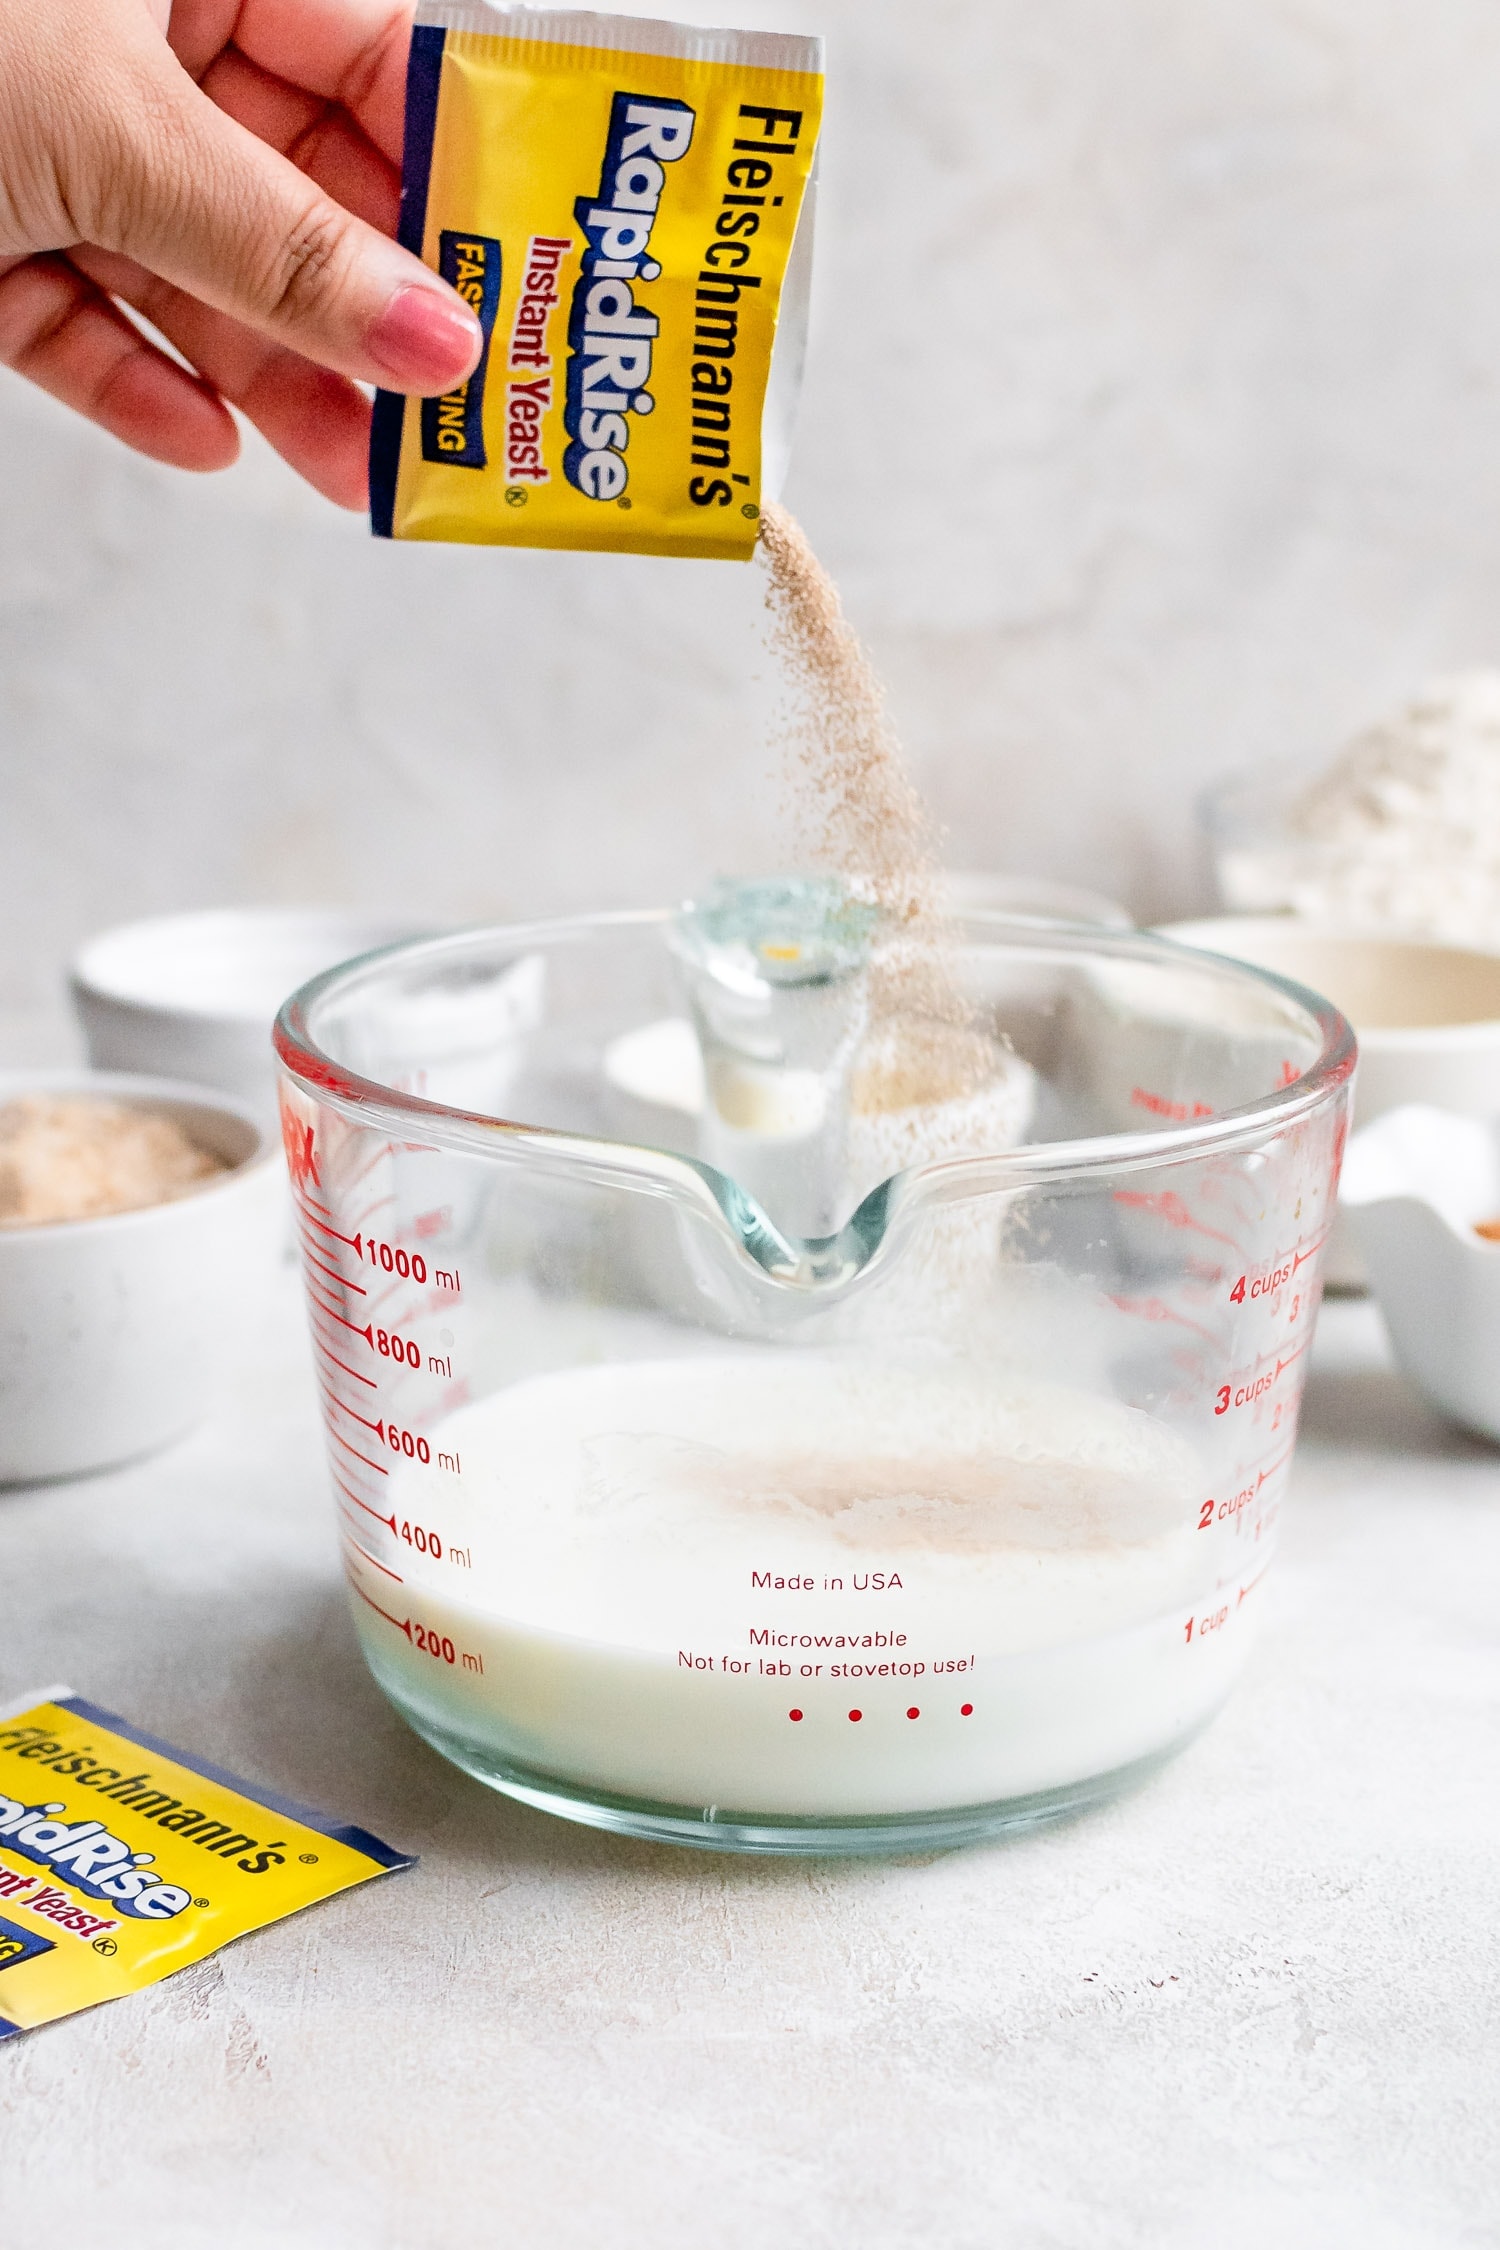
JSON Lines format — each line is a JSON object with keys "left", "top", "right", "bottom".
{"left": 1228, "top": 671, "right": 1500, "bottom": 942}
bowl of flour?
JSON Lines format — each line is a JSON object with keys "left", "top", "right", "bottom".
{"left": 1204, "top": 672, "right": 1500, "bottom": 946}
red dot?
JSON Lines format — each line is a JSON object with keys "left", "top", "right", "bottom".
{"left": 848, "top": 1708, "right": 862, "bottom": 1723}
{"left": 788, "top": 1709, "right": 803, "bottom": 1722}
{"left": 960, "top": 1703, "right": 974, "bottom": 1716}
{"left": 906, "top": 1706, "right": 920, "bottom": 1720}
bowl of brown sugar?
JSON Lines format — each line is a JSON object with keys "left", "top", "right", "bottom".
{"left": 0, "top": 1071, "right": 283, "bottom": 1481}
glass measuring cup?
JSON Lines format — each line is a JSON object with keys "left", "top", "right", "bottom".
{"left": 275, "top": 909, "right": 1354, "bottom": 1855}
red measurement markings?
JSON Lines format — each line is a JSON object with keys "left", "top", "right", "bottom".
{"left": 372, "top": 1327, "right": 422, "bottom": 1369}
{"left": 1251, "top": 1440, "right": 1294, "bottom": 1491}
{"left": 299, "top": 1240, "right": 367, "bottom": 1297}
{"left": 322, "top": 1394, "right": 433, "bottom": 1465}
{"left": 1113, "top": 1188, "right": 1240, "bottom": 1249}
{"left": 328, "top": 1426, "right": 389, "bottom": 1477}
{"left": 1291, "top": 1225, "right": 1332, "bottom": 1274}
{"left": 1130, "top": 1088, "right": 1214, "bottom": 1124}
{"left": 1185, "top": 1561, "right": 1277, "bottom": 1643}
{"left": 282, "top": 1115, "right": 320, "bottom": 1191}
{"left": 299, "top": 1209, "right": 361, "bottom": 1252}
{"left": 341, "top": 1523, "right": 403, "bottom": 1582}
{"left": 310, "top": 1298, "right": 375, "bottom": 1349}
{"left": 299, "top": 1225, "right": 429, "bottom": 1328}
{"left": 1213, "top": 1335, "right": 1310, "bottom": 1416}
{"left": 1198, "top": 1439, "right": 1297, "bottom": 1531}
{"left": 1107, "top": 1294, "right": 1217, "bottom": 1347}
{"left": 344, "top": 1576, "right": 468, "bottom": 1669}
{"left": 332, "top": 1471, "right": 395, "bottom": 1533}
{"left": 312, "top": 1337, "right": 377, "bottom": 1390}
{"left": 360, "top": 1236, "right": 429, "bottom": 1281}
{"left": 1228, "top": 1226, "right": 1332, "bottom": 1306}
{"left": 347, "top": 1572, "right": 412, "bottom": 1638}
{"left": 320, "top": 1384, "right": 386, "bottom": 1437}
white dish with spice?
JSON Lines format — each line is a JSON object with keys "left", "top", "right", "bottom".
{"left": 0, "top": 1070, "right": 284, "bottom": 1482}
{"left": 1341, "top": 1105, "right": 1500, "bottom": 1442}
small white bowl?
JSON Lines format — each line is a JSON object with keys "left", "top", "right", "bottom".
{"left": 1157, "top": 917, "right": 1500, "bottom": 1284}
{"left": 1342, "top": 1104, "right": 1500, "bottom": 1441}
{"left": 0, "top": 1071, "right": 284, "bottom": 1482}
{"left": 71, "top": 908, "right": 431, "bottom": 1124}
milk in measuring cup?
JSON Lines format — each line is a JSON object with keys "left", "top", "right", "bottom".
{"left": 356, "top": 1354, "right": 1251, "bottom": 1817}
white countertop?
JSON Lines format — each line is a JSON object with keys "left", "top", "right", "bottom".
{"left": 1, "top": 1276, "right": 1497, "bottom": 2249}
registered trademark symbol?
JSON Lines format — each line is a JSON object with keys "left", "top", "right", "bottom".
{"left": 193, "top": 1897, "right": 210, "bottom": 1909}
{"left": 92, "top": 1937, "right": 118, "bottom": 1956}
{"left": 617, "top": 496, "right": 633, "bottom": 509}
{"left": 298, "top": 1853, "right": 319, "bottom": 1865}
{"left": 504, "top": 486, "right": 527, "bottom": 507}
{"left": 740, "top": 502, "right": 759, "bottom": 519}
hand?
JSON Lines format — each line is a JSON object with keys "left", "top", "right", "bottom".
{"left": 0, "top": 0, "right": 482, "bottom": 507}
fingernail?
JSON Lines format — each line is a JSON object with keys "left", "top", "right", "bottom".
{"left": 367, "top": 283, "right": 481, "bottom": 389}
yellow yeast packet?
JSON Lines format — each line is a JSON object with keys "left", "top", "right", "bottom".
{"left": 370, "top": 4, "right": 823, "bottom": 559}
{"left": 0, "top": 1688, "right": 412, "bottom": 2038}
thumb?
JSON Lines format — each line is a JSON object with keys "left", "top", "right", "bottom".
{"left": 86, "top": 38, "right": 480, "bottom": 394}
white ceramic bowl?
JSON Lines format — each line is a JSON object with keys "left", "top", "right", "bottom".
{"left": 1157, "top": 917, "right": 1500, "bottom": 1284}
{"left": 1342, "top": 1105, "right": 1500, "bottom": 1441}
{"left": 71, "top": 908, "right": 431, "bottom": 1125}
{"left": 0, "top": 1071, "right": 285, "bottom": 1482}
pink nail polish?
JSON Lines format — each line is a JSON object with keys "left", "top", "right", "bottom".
{"left": 367, "top": 285, "right": 481, "bottom": 389}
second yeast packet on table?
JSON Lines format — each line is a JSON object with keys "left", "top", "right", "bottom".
{"left": 371, "top": 4, "right": 823, "bottom": 559}
{"left": 0, "top": 1688, "right": 412, "bottom": 2038}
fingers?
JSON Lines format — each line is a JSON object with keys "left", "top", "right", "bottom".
{"left": 78, "top": 29, "right": 479, "bottom": 393}
{"left": 72, "top": 243, "right": 371, "bottom": 508}
{"left": 198, "top": 40, "right": 400, "bottom": 235}
{"left": 0, "top": 251, "right": 238, "bottom": 472}
{"left": 170, "top": 0, "right": 414, "bottom": 166}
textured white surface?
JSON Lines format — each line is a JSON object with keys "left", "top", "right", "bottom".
{"left": 0, "top": 1279, "right": 1497, "bottom": 2248}
{"left": 12, "top": 1, "right": 1500, "bottom": 1058}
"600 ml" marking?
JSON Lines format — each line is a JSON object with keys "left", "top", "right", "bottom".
{"left": 385, "top": 1421, "right": 431, "bottom": 1463}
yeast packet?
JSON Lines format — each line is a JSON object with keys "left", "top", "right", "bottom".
{"left": 371, "top": 4, "right": 823, "bottom": 559}
{"left": 0, "top": 1689, "right": 412, "bottom": 2037}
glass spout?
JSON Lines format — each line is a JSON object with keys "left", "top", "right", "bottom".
{"left": 672, "top": 876, "right": 878, "bottom": 1240}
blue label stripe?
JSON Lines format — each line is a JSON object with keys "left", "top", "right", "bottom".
{"left": 51, "top": 1698, "right": 415, "bottom": 1873}
{"left": 0, "top": 1916, "right": 55, "bottom": 1973}
{"left": 420, "top": 231, "right": 501, "bottom": 469}
{"left": 396, "top": 25, "right": 446, "bottom": 259}
{"left": 0, "top": 2017, "right": 21, "bottom": 2040}
{"left": 371, "top": 21, "right": 447, "bottom": 538}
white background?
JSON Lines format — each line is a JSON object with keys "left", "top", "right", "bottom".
{"left": 8, "top": 0, "right": 1500, "bottom": 1045}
